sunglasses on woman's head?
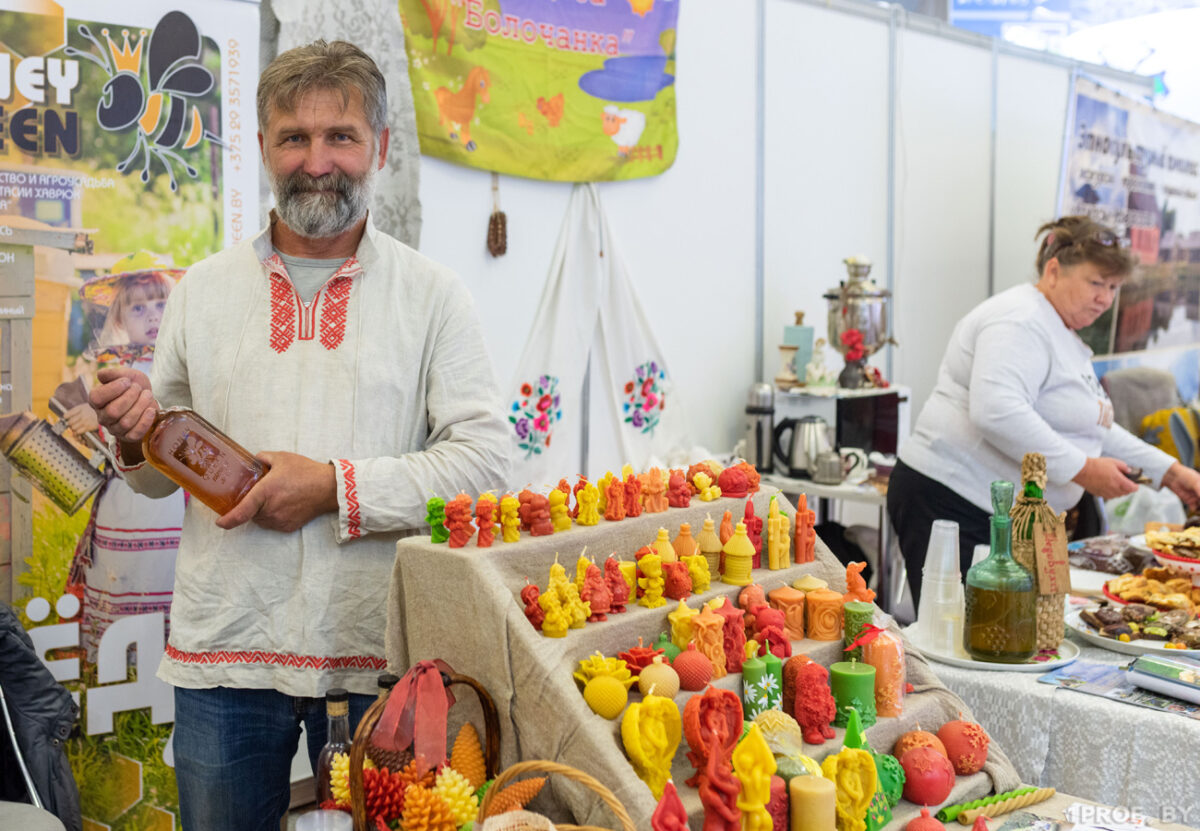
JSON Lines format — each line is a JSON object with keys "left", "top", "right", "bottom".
{"left": 1046, "top": 228, "right": 1126, "bottom": 260}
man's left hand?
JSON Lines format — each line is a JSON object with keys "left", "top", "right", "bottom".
{"left": 216, "top": 452, "right": 339, "bottom": 532}
{"left": 1162, "top": 461, "right": 1200, "bottom": 512}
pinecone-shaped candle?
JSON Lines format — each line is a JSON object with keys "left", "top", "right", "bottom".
{"left": 400, "top": 784, "right": 458, "bottom": 831}
{"left": 450, "top": 723, "right": 487, "bottom": 791}
{"left": 433, "top": 766, "right": 479, "bottom": 826}
{"left": 362, "top": 767, "right": 408, "bottom": 824}
{"left": 330, "top": 751, "right": 374, "bottom": 808}
{"left": 396, "top": 758, "right": 437, "bottom": 791}
{"left": 485, "top": 776, "right": 547, "bottom": 815}
{"left": 366, "top": 743, "right": 411, "bottom": 775}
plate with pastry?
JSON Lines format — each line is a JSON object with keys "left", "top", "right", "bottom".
{"left": 1066, "top": 604, "right": 1200, "bottom": 657}
{"left": 1102, "top": 566, "right": 1200, "bottom": 609}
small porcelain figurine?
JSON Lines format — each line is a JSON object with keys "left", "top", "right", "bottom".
{"left": 805, "top": 338, "right": 837, "bottom": 388}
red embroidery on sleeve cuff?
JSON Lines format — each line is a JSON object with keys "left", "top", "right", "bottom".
{"left": 338, "top": 459, "right": 361, "bottom": 538}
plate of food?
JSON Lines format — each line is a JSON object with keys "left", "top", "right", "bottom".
{"left": 1102, "top": 566, "right": 1200, "bottom": 610}
{"left": 1146, "top": 527, "right": 1200, "bottom": 561}
{"left": 1066, "top": 606, "right": 1200, "bottom": 656}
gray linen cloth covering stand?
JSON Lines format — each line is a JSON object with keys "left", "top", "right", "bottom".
{"left": 386, "top": 488, "right": 1021, "bottom": 828}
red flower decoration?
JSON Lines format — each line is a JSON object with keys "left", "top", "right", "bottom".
{"left": 842, "top": 328, "right": 865, "bottom": 362}
{"left": 537, "top": 394, "right": 553, "bottom": 411}
{"left": 625, "top": 381, "right": 635, "bottom": 394}
{"left": 521, "top": 383, "right": 533, "bottom": 396}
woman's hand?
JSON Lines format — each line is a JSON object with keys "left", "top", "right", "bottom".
{"left": 1162, "top": 462, "right": 1200, "bottom": 512}
{"left": 1072, "top": 457, "right": 1139, "bottom": 500}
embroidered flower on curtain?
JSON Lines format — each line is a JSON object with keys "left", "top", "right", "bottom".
{"left": 622, "top": 360, "right": 666, "bottom": 435}
{"left": 510, "top": 375, "right": 562, "bottom": 458}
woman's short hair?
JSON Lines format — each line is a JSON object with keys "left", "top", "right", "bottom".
{"left": 256, "top": 40, "right": 387, "bottom": 139}
{"left": 1034, "top": 216, "right": 1135, "bottom": 278}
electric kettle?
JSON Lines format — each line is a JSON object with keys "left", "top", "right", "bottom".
{"left": 773, "top": 415, "right": 833, "bottom": 478}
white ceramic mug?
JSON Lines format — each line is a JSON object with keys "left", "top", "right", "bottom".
{"left": 839, "top": 447, "right": 869, "bottom": 483}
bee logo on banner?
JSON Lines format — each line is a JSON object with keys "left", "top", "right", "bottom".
{"left": 65, "top": 11, "right": 223, "bottom": 190}
{"left": 400, "top": 0, "right": 680, "bottom": 182}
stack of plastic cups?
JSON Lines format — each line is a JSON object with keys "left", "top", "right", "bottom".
{"left": 914, "top": 519, "right": 966, "bottom": 656}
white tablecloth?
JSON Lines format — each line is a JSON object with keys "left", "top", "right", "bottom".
{"left": 930, "top": 632, "right": 1200, "bottom": 824}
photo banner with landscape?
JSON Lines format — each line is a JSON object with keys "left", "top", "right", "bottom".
{"left": 0, "top": 0, "right": 260, "bottom": 827}
{"left": 400, "top": 0, "right": 679, "bottom": 181}
{"left": 1060, "top": 76, "right": 1200, "bottom": 357}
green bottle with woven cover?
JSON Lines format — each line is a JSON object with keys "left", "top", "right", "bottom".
{"left": 963, "top": 480, "right": 1036, "bottom": 662}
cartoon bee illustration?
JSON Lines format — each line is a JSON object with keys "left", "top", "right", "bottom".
{"left": 65, "top": 11, "right": 223, "bottom": 190}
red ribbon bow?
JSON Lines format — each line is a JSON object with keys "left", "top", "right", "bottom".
{"left": 844, "top": 623, "right": 887, "bottom": 652}
{"left": 371, "top": 659, "right": 456, "bottom": 775}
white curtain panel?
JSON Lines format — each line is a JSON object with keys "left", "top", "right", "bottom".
{"left": 260, "top": 0, "right": 423, "bottom": 248}
{"left": 507, "top": 183, "right": 690, "bottom": 487}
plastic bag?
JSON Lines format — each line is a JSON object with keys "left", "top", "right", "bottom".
{"left": 1103, "top": 485, "right": 1186, "bottom": 536}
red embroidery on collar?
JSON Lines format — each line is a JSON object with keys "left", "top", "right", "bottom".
{"left": 264, "top": 254, "right": 360, "bottom": 354}
{"left": 321, "top": 274, "right": 354, "bottom": 351}
{"left": 268, "top": 270, "right": 297, "bottom": 354}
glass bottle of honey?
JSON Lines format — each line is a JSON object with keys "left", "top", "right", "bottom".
{"left": 140, "top": 407, "right": 266, "bottom": 515}
{"left": 963, "top": 480, "right": 1037, "bottom": 663}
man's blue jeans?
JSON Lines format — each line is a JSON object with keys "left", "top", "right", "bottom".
{"left": 174, "top": 686, "right": 375, "bottom": 831}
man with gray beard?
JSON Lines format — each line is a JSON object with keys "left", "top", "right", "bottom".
{"left": 87, "top": 41, "right": 510, "bottom": 830}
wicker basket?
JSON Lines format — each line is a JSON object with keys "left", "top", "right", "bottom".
{"left": 348, "top": 670, "right": 500, "bottom": 831}
{"left": 477, "top": 760, "right": 635, "bottom": 831}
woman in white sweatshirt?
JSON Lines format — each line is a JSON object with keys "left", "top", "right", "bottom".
{"left": 889, "top": 215, "right": 1200, "bottom": 607}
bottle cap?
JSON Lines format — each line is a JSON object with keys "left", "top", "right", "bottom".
{"left": 377, "top": 673, "right": 400, "bottom": 691}
{"left": 326, "top": 687, "right": 349, "bottom": 703}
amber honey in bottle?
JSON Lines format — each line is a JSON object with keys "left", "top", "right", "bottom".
{"left": 963, "top": 480, "right": 1036, "bottom": 663}
{"left": 315, "top": 688, "right": 351, "bottom": 805}
{"left": 140, "top": 407, "right": 266, "bottom": 515}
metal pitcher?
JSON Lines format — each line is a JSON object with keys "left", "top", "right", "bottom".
{"left": 773, "top": 415, "right": 833, "bottom": 478}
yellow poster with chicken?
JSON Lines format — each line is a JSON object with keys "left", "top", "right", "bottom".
{"left": 400, "top": 0, "right": 678, "bottom": 181}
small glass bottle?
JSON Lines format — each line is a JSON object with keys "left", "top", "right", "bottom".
{"left": 140, "top": 407, "right": 266, "bottom": 515}
{"left": 963, "top": 480, "right": 1037, "bottom": 663}
{"left": 376, "top": 672, "right": 399, "bottom": 701}
{"left": 315, "top": 688, "right": 352, "bottom": 805}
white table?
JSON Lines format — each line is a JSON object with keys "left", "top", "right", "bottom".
{"left": 928, "top": 629, "right": 1200, "bottom": 821}
{"left": 762, "top": 471, "right": 900, "bottom": 613}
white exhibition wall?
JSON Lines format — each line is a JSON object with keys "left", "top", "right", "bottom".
{"left": 414, "top": 0, "right": 1153, "bottom": 477}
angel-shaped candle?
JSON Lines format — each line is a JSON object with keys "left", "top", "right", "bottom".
{"left": 500, "top": 493, "right": 521, "bottom": 543}
{"left": 549, "top": 488, "right": 571, "bottom": 532}
{"left": 577, "top": 481, "right": 600, "bottom": 526}
{"left": 475, "top": 493, "right": 498, "bottom": 547}
{"left": 621, "top": 692, "right": 681, "bottom": 800}
{"left": 444, "top": 493, "right": 474, "bottom": 548}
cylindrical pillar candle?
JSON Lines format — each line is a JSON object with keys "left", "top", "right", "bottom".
{"left": 863, "top": 628, "right": 906, "bottom": 718}
{"left": 842, "top": 601, "right": 875, "bottom": 662}
{"left": 762, "top": 648, "right": 783, "bottom": 713}
{"left": 789, "top": 774, "right": 836, "bottom": 831}
{"left": 768, "top": 586, "right": 806, "bottom": 641}
{"left": 830, "top": 659, "right": 877, "bottom": 728}
{"left": 618, "top": 559, "right": 637, "bottom": 596}
{"left": 806, "top": 589, "right": 844, "bottom": 641}
{"left": 742, "top": 651, "right": 767, "bottom": 718}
